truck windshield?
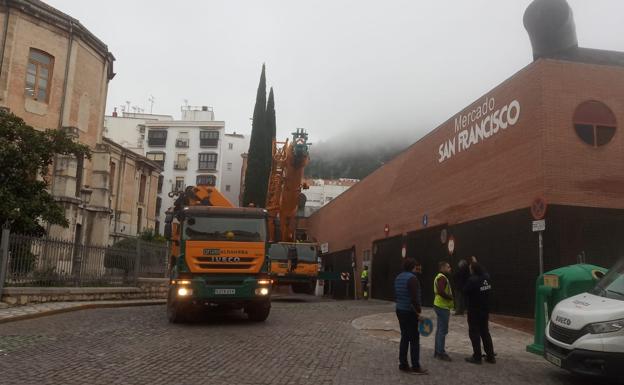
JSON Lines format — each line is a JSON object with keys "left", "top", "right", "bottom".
{"left": 183, "top": 216, "right": 266, "bottom": 242}
{"left": 269, "top": 243, "right": 318, "bottom": 262}
{"left": 591, "top": 259, "right": 624, "bottom": 301}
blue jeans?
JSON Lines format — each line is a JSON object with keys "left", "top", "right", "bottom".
{"left": 396, "top": 310, "right": 421, "bottom": 368}
{"left": 434, "top": 306, "right": 450, "bottom": 355}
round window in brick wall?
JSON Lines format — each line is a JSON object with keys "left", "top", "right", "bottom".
{"left": 573, "top": 101, "right": 617, "bottom": 147}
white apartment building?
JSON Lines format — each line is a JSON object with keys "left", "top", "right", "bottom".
{"left": 144, "top": 106, "right": 223, "bottom": 233}
{"left": 105, "top": 106, "right": 250, "bottom": 233}
{"left": 303, "top": 178, "right": 359, "bottom": 217}
{"left": 221, "top": 133, "right": 250, "bottom": 205}
{"left": 103, "top": 111, "right": 173, "bottom": 154}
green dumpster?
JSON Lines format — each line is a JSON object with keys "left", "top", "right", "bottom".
{"left": 526, "top": 263, "right": 607, "bottom": 355}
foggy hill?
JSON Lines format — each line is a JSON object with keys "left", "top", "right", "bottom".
{"left": 305, "top": 127, "right": 423, "bottom": 180}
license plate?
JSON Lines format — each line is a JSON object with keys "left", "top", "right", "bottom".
{"left": 214, "top": 289, "right": 235, "bottom": 295}
{"left": 546, "top": 353, "right": 562, "bottom": 367}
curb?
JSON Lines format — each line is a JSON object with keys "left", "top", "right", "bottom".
{"left": 0, "top": 299, "right": 166, "bottom": 324}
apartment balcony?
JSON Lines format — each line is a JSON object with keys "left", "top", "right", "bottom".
{"left": 176, "top": 139, "right": 189, "bottom": 148}
{"left": 147, "top": 138, "right": 167, "bottom": 147}
{"left": 174, "top": 160, "right": 188, "bottom": 170}
{"left": 199, "top": 138, "right": 218, "bottom": 148}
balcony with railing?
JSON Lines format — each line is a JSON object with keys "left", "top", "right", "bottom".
{"left": 175, "top": 138, "right": 189, "bottom": 148}
{"left": 174, "top": 160, "right": 188, "bottom": 170}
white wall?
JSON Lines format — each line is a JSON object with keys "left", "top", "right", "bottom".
{"left": 104, "top": 113, "right": 173, "bottom": 155}
{"left": 302, "top": 179, "right": 358, "bottom": 217}
{"left": 220, "top": 133, "right": 250, "bottom": 206}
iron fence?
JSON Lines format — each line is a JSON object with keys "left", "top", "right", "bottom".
{"left": 1, "top": 232, "right": 168, "bottom": 287}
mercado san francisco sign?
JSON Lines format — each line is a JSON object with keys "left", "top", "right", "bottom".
{"left": 438, "top": 96, "right": 520, "bottom": 163}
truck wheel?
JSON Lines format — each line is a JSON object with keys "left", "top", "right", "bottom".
{"left": 246, "top": 301, "right": 271, "bottom": 322}
{"left": 167, "top": 291, "right": 187, "bottom": 323}
{"left": 292, "top": 282, "right": 315, "bottom": 295}
{"left": 303, "top": 281, "right": 315, "bottom": 295}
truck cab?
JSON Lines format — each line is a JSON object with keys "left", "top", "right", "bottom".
{"left": 166, "top": 203, "right": 272, "bottom": 323}
{"left": 545, "top": 258, "right": 624, "bottom": 380}
{"left": 268, "top": 242, "right": 319, "bottom": 294}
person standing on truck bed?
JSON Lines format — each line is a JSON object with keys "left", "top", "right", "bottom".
{"left": 394, "top": 258, "right": 428, "bottom": 375}
{"left": 463, "top": 260, "right": 496, "bottom": 364}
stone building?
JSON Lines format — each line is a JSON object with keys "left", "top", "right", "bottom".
{"left": 103, "top": 138, "right": 162, "bottom": 243}
{"left": 0, "top": 0, "right": 128, "bottom": 246}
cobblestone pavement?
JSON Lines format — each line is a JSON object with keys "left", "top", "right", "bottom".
{"left": 0, "top": 300, "right": 165, "bottom": 324}
{"left": 0, "top": 297, "right": 599, "bottom": 385}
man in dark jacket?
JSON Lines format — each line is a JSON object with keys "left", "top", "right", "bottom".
{"left": 394, "top": 258, "right": 428, "bottom": 375}
{"left": 453, "top": 259, "right": 470, "bottom": 315}
{"left": 463, "top": 261, "right": 496, "bottom": 364}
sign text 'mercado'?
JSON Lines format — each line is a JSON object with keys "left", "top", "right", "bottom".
{"left": 438, "top": 97, "right": 520, "bottom": 163}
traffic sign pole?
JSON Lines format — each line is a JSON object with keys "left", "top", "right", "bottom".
{"left": 538, "top": 231, "right": 544, "bottom": 275}
{"left": 531, "top": 198, "right": 547, "bottom": 276}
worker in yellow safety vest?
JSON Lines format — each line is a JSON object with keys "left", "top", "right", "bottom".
{"left": 361, "top": 266, "right": 369, "bottom": 299}
{"left": 433, "top": 261, "right": 454, "bottom": 361}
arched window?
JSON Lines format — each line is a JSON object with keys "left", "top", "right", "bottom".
{"left": 196, "top": 175, "right": 216, "bottom": 186}
{"left": 25, "top": 48, "right": 54, "bottom": 102}
{"left": 573, "top": 101, "right": 617, "bottom": 147}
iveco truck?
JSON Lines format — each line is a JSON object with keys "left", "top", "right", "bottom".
{"left": 164, "top": 185, "right": 272, "bottom": 323}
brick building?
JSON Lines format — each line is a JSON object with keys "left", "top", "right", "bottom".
{"left": 306, "top": 0, "right": 624, "bottom": 316}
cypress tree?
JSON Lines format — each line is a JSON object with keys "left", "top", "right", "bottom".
{"left": 242, "top": 64, "right": 268, "bottom": 207}
{"left": 264, "top": 87, "right": 277, "bottom": 193}
{"left": 266, "top": 87, "right": 276, "bottom": 140}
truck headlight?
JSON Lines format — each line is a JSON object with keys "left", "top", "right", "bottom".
{"left": 177, "top": 287, "right": 193, "bottom": 297}
{"left": 255, "top": 287, "right": 270, "bottom": 296}
{"left": 588, "top": 318, "right": 624, "bottom": 334}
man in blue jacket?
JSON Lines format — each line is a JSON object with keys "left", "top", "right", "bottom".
{"left": 394, "top": 258, "right": 428, "bottom": 375}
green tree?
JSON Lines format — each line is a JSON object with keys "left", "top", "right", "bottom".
{"left": 243, "top": 64, "right": 269, "bottom": 207}
{"left": 0, "top": 110, "right": 90, "bottom": 235}
{"left": 266, "top": 87, "right": 276, "bottom": 140}
{"left": 264, "top": 87, "right": 277, "bottom": 187}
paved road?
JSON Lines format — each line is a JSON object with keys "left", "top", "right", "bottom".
{"left": 0, "top": 297, "right": 598, "bottom": 385}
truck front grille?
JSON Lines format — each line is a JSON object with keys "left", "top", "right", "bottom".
{"left": 197, "top": 263, "right": 254, "bottom": 270}
{"left": 549, "top": 322, "right": 587, "bottom": 345}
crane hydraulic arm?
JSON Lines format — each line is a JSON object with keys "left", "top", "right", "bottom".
{"left": 265, "top": 128, "right": 310, "bottom": 242}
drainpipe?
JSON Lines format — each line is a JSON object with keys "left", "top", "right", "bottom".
{"left": 0, "top": 1, "right": 10, "bottom": 87}
{"left": 112, "top": 153, "right": 126, "bottom": 240}
{"left": 58, "top": 20, "right": 74, "bottom": 129}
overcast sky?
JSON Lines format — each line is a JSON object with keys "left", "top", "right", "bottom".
{"left": 46, "top": 0, "right": 624, "bottom": 142}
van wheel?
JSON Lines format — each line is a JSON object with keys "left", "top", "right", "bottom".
{"left": 246, "top": 301, "right": 271, "bottom": 322}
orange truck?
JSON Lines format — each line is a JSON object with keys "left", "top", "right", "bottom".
{"left": 164, "top": 185, "right": 272, "bottom": 323}
{"left": 266, "top": 128, "right": 320, "bottom": 294}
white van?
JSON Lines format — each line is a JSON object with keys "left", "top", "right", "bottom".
{"left": 544, "top": 258, "right": 624, "bottom": 379}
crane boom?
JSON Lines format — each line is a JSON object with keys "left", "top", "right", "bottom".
{"left": 266, "top": 128, "right": 309, "bottom": 242}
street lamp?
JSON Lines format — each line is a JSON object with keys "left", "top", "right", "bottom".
{"left": 80, "top": 188, "right": 92, "bottom": 206}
